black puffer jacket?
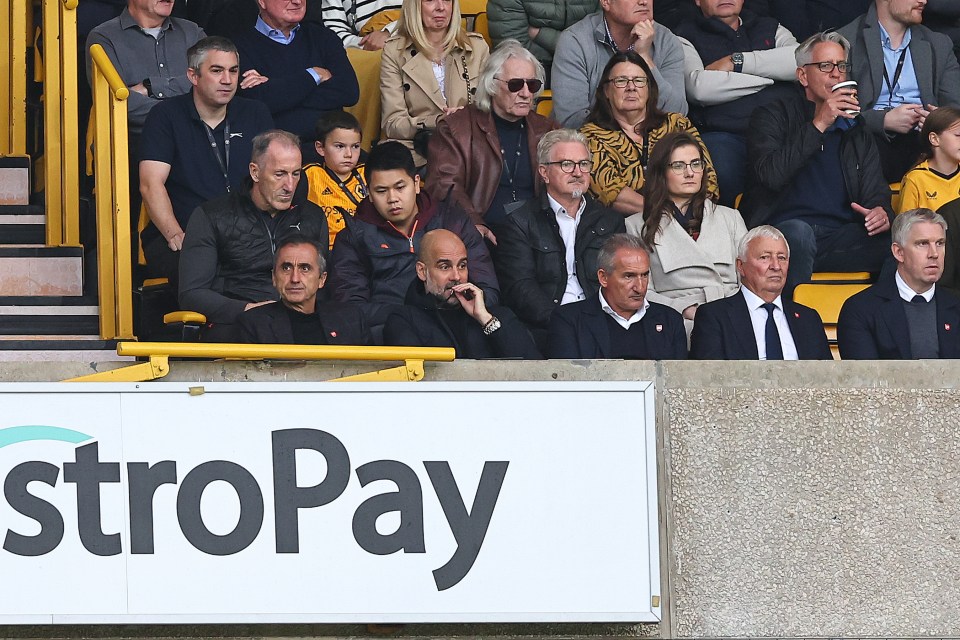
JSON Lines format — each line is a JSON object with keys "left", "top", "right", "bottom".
{"left": 495, "top": 193, "right": 624, "bottom": 328}
{"left": 179, "top": 182, "right": 328, "bottom": 323}
{"left": 328, "top": 190, "right": 500, "bottom": 325}
{"left": 741, "top": 86, "right": 892, "bottom": 228}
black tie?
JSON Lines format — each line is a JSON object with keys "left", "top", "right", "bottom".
{"left": 912, "top": 294, "right": 926, "bottom": 304}
{"left": 762, "top": 302, "right": 784, "bottom": 360}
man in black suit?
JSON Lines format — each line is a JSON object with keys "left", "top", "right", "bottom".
{"left": 547, "top": 234, "right": 687, "bottom": 359}
{"left": 384, "top": 230, "right": 541, "bottom": 359}
{"left": 690, "top": 225, "right": 832, "bottom": 359}
{"left": 238, "top": 235, "right": 369, "bottom": 344}
{"left": 838, "top": 208, "right": 960, "bottom": 359}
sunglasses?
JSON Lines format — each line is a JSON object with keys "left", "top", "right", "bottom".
{"left": 496, "top": 77, "right": 543, "bottom": 93}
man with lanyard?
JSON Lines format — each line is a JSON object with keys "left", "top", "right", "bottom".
{"left": 839, "top": 0, "right": 960, "bottom": 182}
{"left": 140, "top": 36, "right": 273, "bottom": 287}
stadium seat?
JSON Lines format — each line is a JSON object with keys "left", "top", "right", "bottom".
{"left": 535, "top": 90, "right": 552, "bottom": 117}
{"left": 474, "top": 12, "right": 491, "bottom": 47}
{"left": 810, "top": 272, "right": 872, "bottom": 283}
{"left": 890, "top": 181, "right": 901, "bottom": 212}
{"left": 793, "top": 282, "right": 870, "bottom": 359}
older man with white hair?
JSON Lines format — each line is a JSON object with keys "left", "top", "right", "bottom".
{"left": 690, "top": 225, "right": 832, "bottom": 360}
{"left": 428, "top": 39, "right": 558, "bottom": 245}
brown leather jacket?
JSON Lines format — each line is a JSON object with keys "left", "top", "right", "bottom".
{"left": 426, "top": 105, "right": 558, "bottom": 226}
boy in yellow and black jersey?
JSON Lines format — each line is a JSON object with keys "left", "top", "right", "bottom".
{"left": 304, "top": 111, "right": 367, "bottom": 251}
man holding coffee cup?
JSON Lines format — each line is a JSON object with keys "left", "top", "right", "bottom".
{"left": 839, "top": 0, "right": 960, "bottom": 182}
{"left": 741, "top": 31, "right": 894, "bottom": 298}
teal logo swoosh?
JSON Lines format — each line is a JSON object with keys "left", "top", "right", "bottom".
{"left": 0, "top": 426, "right": 93, "bottom": 449}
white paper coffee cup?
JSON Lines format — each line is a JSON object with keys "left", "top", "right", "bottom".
{"left": 832, "top": 80, "right": 860, "bottom": 116}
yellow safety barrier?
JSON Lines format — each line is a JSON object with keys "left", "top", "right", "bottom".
{"left": 42, "top": 0, "right": 80, "bottom": 247}
{"left": 89, "top": 44, "right": 134, "bottom": 340}
{"left": 65, "top": 343, "right": 457, "bottom": 382}
{"left": 1, "top": 0, "right": 29, "bottom": 155}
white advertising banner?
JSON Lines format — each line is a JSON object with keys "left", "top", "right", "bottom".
{"left": 0, "top": 381, "right": 659, "bottom": 624}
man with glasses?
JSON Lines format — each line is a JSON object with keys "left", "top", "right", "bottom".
{"left": 552, "top": 0, "right": 687, "bottom": 128}
{"left": 742, "top": 31, "right": 894, "bottom": 299}
{"left": 839, "top": 0, "right": 960, "bottom": 182}
{"left": 494, "top": 129, "right": 625, "bottom": 347}
{"left": 674, "top": 0, "right": 799, "bottom": 207}
{"left": 428, "top": 40, "right": 558, "bottom": 246}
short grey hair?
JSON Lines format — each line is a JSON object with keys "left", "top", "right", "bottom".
{"left": 536, "top": 129, "right": 589, "bottom": 165}
{"left": 475, "top": 39, "right": 545, "bottom": 113}
{"left": 795, "top": 31, "right": 851, "bottom": 67}
{"left": 250, "top": 130, "right": 301, "bottom": 166}
{"left": 597, "top": 233, "right": 649, "bottom": 273}
{"left": 892, "top": 208, "right": 948, "bottom": 246}
{"left": 187, "top": 36, "right": 238, "bottom": 71}
{"left": 737, "top": 225, "right": 790, "bottom": 261}
{"left": 274, "top": 235, "right": 327, "bottom": 273}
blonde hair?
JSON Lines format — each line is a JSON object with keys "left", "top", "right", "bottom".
{"left": 395, "top": 0, "right": 468, "bottom": 58}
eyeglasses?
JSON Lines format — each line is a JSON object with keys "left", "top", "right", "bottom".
{"left": 606, "top": 75, "right": 648, "bottom": 89}
{"left": 544, "top": 159, "right": 592, "bottom": 173}
{"left": 496, "top": 77, "right": 543, "bottom": 93}
{"left": 667, "top": 159, "right": 706, "bottom": 174}
{"left": 803, "top": 61, "right": 853, "bottom": 73}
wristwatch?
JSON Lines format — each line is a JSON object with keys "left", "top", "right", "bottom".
{"left": 482, "top": 316, "right": 501, "bottom": 335}
{"left": 731, "top": 52, "right": 744, "bottom": 73}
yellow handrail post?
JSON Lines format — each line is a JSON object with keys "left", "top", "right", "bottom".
{"left": 2, "top": 0, "right": 28, "bottom": 155}
{"left": 112, "top": 101, "right": 133, "bottom": 338}
{"left": 42, "top": 0, "right": 63, "bottom": 245}
{"left": 60, "top": 0, "right": 80, "bottom": 246}
{"left": 89, "top": 44, "right": 132, "bottom": 340}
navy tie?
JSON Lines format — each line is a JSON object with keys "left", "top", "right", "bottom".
{"left": 762, "top": 302, "right": 784, "bottom": 360}
{"left": 912, "top": 295, "right": 926, "bottom": 304}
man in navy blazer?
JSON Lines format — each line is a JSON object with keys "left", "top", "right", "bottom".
{"left": 838, "top": 208, "right": 960, "bottom": 359}
{"left": 547, "top": 234, "right": 687, "bottom": 359}
{"left": 690, "top": 225, "right": 832, "bottom": 359}
{"left": 238, "top": 235, "right": 369, "bottom": 345}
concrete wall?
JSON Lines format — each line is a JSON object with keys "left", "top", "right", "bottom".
{"left": 2, "top": 359, "right": 960, "bottom": 638}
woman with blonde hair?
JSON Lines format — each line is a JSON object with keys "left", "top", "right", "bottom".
{"left": 380, "top": 0, "right": 489, "bottom": 166}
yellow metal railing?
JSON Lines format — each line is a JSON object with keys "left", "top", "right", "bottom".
{"left": 1, "top": 0, "right": 29, "bottom": 155}
{"left": 89, "top": 43, "right": 134, "bottom": 340}
{"left": 66, "top": 344, "right": 457, "bottom": 382}
{"left": 42, "top": 0, "right": 80, "bottom": 246}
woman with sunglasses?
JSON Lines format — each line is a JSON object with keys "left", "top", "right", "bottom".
{"left": 581, "top": 51, "right": 719, "bottom": 217}
{"left": 380, "top": 0, "right": 489, "bottom": 167}
{"left": 625, "top": 131, "right": 746, "bottom": 334}
{"left": 428, "top": 39, "right": 557, "bottom": 245}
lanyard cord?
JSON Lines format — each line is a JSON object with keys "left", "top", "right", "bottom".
{"left": 882, "top": 47, "right": 909, "bottom": 105}
{"left": 203, "top": 119, "right": 231, "bottom": 193}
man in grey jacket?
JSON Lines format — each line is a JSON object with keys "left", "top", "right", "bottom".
{"left": 551, "top": 0, "right": 687, "bottom": 128}
{"left": 839, "top": 0, "right": 960, "bottom": 182}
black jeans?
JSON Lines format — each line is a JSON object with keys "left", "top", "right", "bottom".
{"left": 775, "top": 219, "right": 895, "bottom": 298}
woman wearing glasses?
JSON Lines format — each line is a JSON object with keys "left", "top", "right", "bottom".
{"left": 581, "top": 51, "right": 719, "bottom": 216}
{"left": 380, "top": 0, "right": 489, "bottom": 168}
{"left": 626, "top": 132, "right": 746, "bottom": 334}
{"left": 428, "top": 39, "right": 557, "bottom": 244}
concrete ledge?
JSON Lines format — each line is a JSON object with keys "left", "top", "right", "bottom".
{"left": 4, "top": 359, "right": 960, "bottom": 638}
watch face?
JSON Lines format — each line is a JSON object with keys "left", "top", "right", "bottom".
{"left": 732, "top": 53, "right": 744, "bottom": 64}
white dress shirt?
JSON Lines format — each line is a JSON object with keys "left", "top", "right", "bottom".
{"left": 547, "top": 193, "right": 587, "bottom": 304}
{"left": 895, "top": 270, "right": 935, "bottom": 302}
{"left": 741, "top": 285, "right": 799, "bottom": 360}
{"left": 599, "top": 290, "right": 649, "bottom": 329}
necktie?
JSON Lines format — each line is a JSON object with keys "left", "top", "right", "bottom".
{"left": 912, "top": 295, "right": 926, "bottom": 304}
{"left": 762, "top": 302, "right": 784, "bottom": 360}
